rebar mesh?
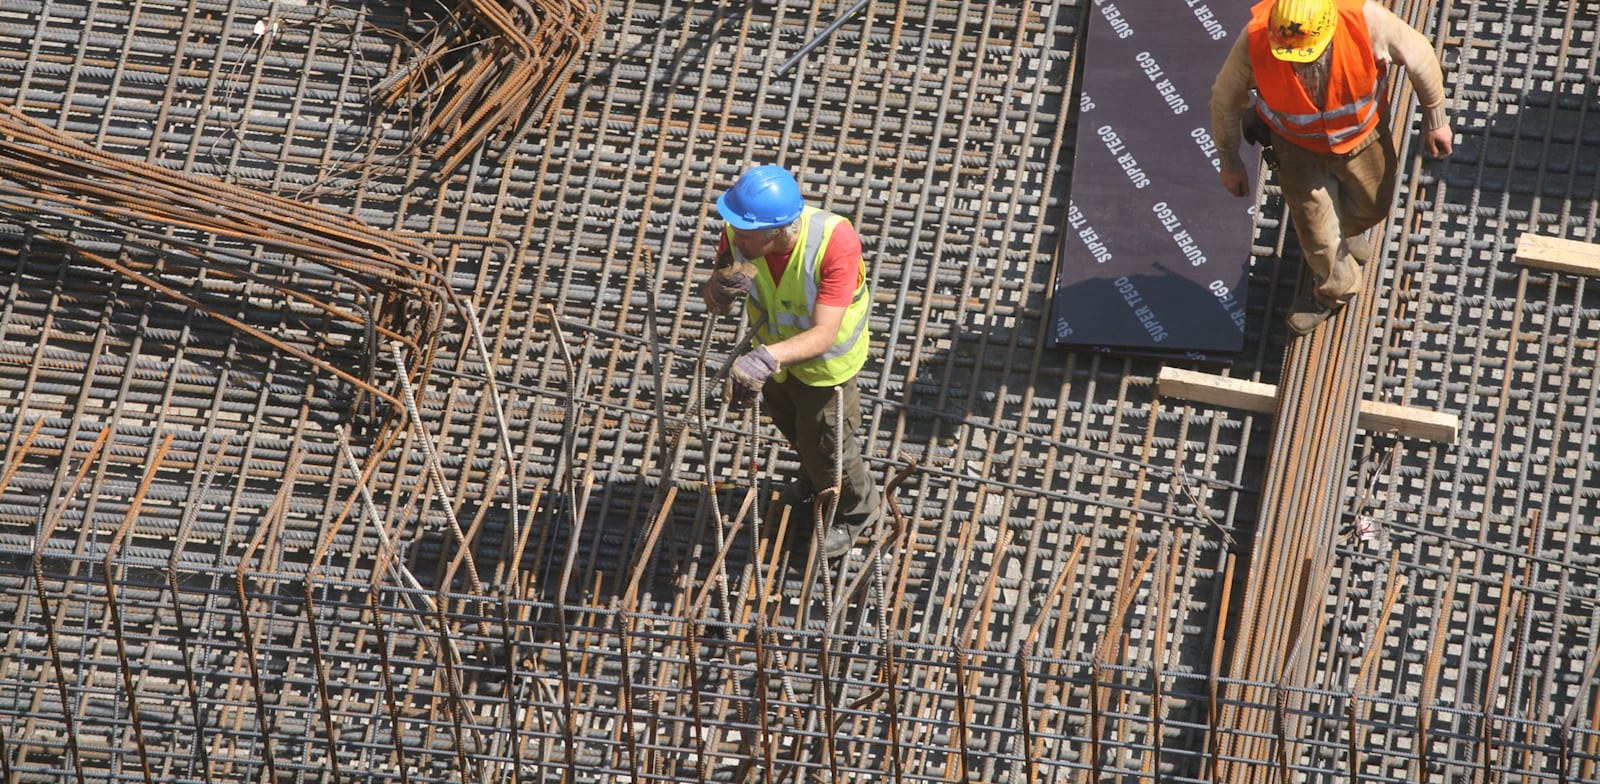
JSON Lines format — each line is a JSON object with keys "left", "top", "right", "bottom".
{"left": 1, "top": 0, "right": 1597, "bottom": 782}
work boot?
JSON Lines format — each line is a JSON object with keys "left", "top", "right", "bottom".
{"left": 823, "top": 511, "right": 878, "bottom": 559}
{"left": 1344, "top": 229, "right": 1377, "bottom": 265}
{"left": 773, "top": 479, "right": 816, "bottom": 543}
{"left": 1315, "top": 252, "right": 1362, "bottom": 306}
{"left": 777, "top": 479, "right": 814, "bottom": 517}
{"left": 1286, "top": 295, "right": 1344, "bottom": 335}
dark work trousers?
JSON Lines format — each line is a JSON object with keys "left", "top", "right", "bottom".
{"left": 761, "top": 372, "right": 880, "bottom": 528}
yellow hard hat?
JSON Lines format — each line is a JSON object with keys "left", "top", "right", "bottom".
{"left": 1268, "top": 0, "right": 1338, "bottom": 63}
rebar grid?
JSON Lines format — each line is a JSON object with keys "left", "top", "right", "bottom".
{"left": 0, "top": 0, "right": 1597, "bottom": 782}
{"left": 2, "top": 563, "right": 1598, "bottom": 784}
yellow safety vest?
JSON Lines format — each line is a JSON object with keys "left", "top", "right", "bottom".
{"left": 729, "top": 206, "right": 871, "bottom": 386}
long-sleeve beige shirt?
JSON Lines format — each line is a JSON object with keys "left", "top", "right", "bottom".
{"left": 1210, "top": 1, "right": 1450, "bottom": 175}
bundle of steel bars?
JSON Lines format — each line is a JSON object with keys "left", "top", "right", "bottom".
{"left": 378, "top": 0, "right": 607, "bottom": 173}
{"left": 0, "top": 102, "right": 453, "bottom": 415}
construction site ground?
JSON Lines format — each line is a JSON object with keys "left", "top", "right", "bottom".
{"left": 0, "top": 1, "right": 1597, "bottom": 783}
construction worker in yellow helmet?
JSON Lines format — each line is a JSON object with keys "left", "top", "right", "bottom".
{"left": 1210, "top": 0, "right": 1454, "bottom": 335}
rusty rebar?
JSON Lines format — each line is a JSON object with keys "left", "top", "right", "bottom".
{"left": 378, "top": 0, "right": 606, "bottom": 173}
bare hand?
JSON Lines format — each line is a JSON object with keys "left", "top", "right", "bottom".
{"left": 1219, "top": 169, "right": 1249, "bottom": 197}
{"left": 1423, "top": 126, "right": 1454, "bottom": 158}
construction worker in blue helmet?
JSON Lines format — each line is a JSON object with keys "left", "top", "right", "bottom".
{"left": 701, "top": 164, "right": 880, "bottom": 560}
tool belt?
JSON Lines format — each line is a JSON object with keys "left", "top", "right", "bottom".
{"left": 1242, "top": 113, "right": 1278, "bottom": 171}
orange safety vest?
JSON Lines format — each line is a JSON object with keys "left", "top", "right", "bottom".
{"left": 1248, "top": 0, "right": 1382, "bottom": 154}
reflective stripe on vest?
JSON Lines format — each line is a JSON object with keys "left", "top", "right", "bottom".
{"left": 1247, "top": 0, "right": 1382, "bottom": 155}
{"left": 730, "top": 206, "right": 871, "bottom": 386}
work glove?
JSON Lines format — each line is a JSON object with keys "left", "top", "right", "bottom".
{"left": 728, "top": 345, "right": 780, "bottom": 407}
{"left": 701, "top": 250, "right": 756, "bottom": 314}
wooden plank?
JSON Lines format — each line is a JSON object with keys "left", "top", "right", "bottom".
{"left": 1514, "top": 234, "right": 1600, "bottom": 276}
{"left": 1157, "top": 366, "right": 1459, "bottom": 443}
{"left": 1356, "top": 399, "right": 1459, "bottom": 443}
{"left": 1155, "top": 366, "right": 1277, "bottom": 415}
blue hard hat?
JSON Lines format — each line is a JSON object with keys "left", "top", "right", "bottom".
{"left": 717, "top": 165, "right": 804, "bottom": 230}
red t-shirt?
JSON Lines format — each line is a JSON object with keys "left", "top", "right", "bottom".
{"left": 718, "top": 221, "right": 864, "bottom": 308}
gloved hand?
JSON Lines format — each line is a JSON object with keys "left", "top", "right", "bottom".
{"left": 728, "top": 345, "right": 780, "bottom": 406}
{"left": 701, "top": 251, "right": 756, "bottom": 314}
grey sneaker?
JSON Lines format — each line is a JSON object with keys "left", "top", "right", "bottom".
{"left": 823, "top": 512, "right": 877, "bottom": 559}
{"left": 822, "top": 524, "right": 856, "bottom": 559}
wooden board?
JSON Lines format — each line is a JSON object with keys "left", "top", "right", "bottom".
{"left": 1157, "top": 366, "right": 1459, "bottom": 443}
{"left": 1044, "top": 4, "right": 1255, "bottom": 358}
{"left": 1514, "top": 234, "right": 1600, "bottom": 276}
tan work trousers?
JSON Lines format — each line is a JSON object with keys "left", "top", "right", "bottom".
{"left": 1273, "top": 124, "right": 1399, "bottom": 306}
